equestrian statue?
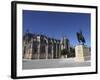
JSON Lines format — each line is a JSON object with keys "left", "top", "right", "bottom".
{"left": 76, "top": 30, "right": 86, "bottom": 45}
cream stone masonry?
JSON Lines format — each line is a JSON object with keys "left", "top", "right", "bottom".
{"left": 75, "top": 45, "right": 90, "bottom": 62}
{"left": 23, "top": 33, "right": 70, "bottom": 59}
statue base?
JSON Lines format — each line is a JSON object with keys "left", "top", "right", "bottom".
{"left": 75, "top": 44, "right": 90, "bottom": 62}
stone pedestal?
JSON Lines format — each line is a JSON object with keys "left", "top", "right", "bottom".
{"left": 75, "top": 45, "right": 90, "bottom": 62}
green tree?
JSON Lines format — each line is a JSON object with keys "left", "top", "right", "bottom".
{"left": 61, "top": 49, "right": 69, "bottom": 58}
{"left": 67, "top": 47, "right": 75, "bottom": 57}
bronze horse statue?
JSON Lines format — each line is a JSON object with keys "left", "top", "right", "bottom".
{"left": 76, "top": 30, "right": 85, "bottom": 45}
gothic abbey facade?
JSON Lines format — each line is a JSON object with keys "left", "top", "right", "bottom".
{"left": 23, "top": 33, "right": 70, "bottom": 59}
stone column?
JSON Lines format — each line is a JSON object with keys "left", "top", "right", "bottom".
{"left": 45, "top": 44, "right": 48, "bottom": 59}
{"left": 56, "top": 44, "right": 58, "bottom": 58}
{"left": 37, "top": 36, "right": 40, "bottom": 59}
{"left": 26, "top": 45, "right": 29, "bottom": 59}
{"left": 30, "top": 41, "right": 33, "bottom": 59}
{"left": 26, "top": 44, "right": 28, "bottom": 59}
{"left": 22, "top": 43, "right": 25, "bottom": 59}
{"left": 58, "top": 44, "right": 61, "bottom": 58}
{"left": 51, "top": 45, "right": 54, "bottom": 59}
{"left": 29, "top": 49, "right": 32, "bottom": 59}
{"left": 28, "top": 44, "right": 32, "bottom": 59}
{"left": 68, "top": 40, "right": 70, "bottom": 53}
{"left": 37, "top": 42, "right": 40, "bottom": 59}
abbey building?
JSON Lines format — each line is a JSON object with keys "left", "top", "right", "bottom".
{"left": 23, "top": 33, "right": 70, "bottom": 59}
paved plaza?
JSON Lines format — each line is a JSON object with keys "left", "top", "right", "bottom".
{"left": 23, "top": 58, "right": 91, "bottom": 69}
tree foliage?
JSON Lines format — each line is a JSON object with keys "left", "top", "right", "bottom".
{"left": 61, "top": 48, "right": 75, "bottom": 58}
{"left": 67, "top": 47, "right": 75, "bottom": 57}
{"left": 61, "top": 49, "right": 69, "bottom": 56}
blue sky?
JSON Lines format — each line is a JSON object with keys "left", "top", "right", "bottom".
{"left": 23, "top": 10, "right": 91, "bottom": 47}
